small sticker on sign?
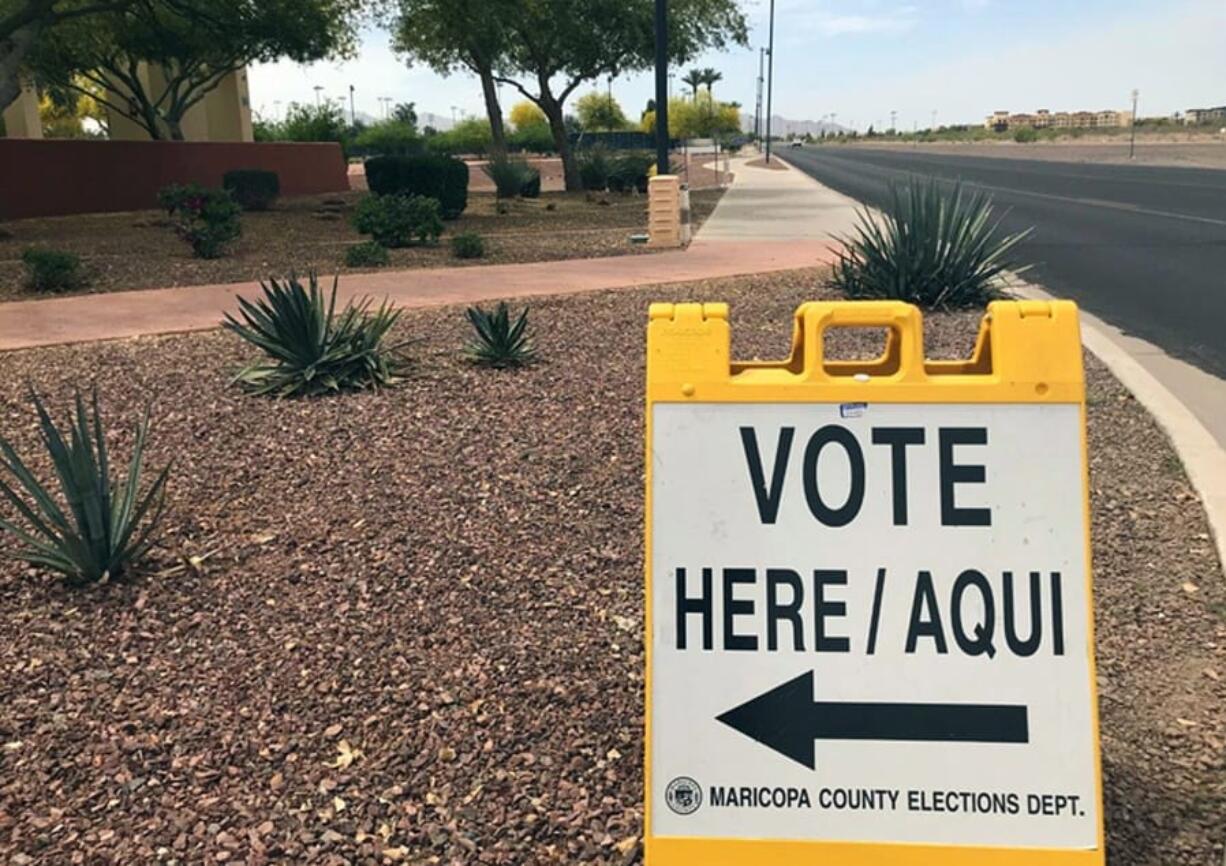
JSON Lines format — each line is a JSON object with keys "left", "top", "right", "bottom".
{"left": 840, "top": 403, "right": 867, "bottom": 418}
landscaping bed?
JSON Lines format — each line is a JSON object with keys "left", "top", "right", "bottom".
{"left": 0, "top": 268, "right": 1222, "bottom": 865}
{"left": 0, "top": 188, "right": 725, "bottom": 300}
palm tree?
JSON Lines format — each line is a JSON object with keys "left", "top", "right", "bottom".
{"left": 701, "top": 68, "right": 723, "bottom": 97}
{"left": 682, "top": 69, "right": 704, "bottom": 100}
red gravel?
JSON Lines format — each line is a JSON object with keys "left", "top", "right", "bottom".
{"left": 0, "top": 269, "right": 1221, "bottom": 865}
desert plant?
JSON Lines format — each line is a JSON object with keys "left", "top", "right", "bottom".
{"left": 829, "top": 178, "right": 1031, "bottom": 309}
{"left": 483, "top": 158, "right": 539, "bottom": 199}
{"left": 223, "top": 169, "right": 280, "bottom": 211}
{"left": 21, "top": 248, "right": 84, "bottom": 292}
{"left": 451, "top": 232, "right": 485, "bottom": 259}
{"left": 578, "top": 148, "right": 613, "bottom": 191}
{"left": 363, "top": 154, "right": 469, "bottom": 218}
{"left": 0, "top": 388, "right": 169, "bottom": 585}
{"left": 159, "top": 184, "right": 242, "bottom": 258}
{"left": 465, "top": 302, "right": 535, "bottom": 368}
{"left": 1013, "top": 126, "right": 1039, "bottom": 144}
{"left": 608, "top": 151, "right": 654, "bottom": 193}
{"left": 351, "top": 194, "right": 443, "bottom": 248}
{"left": 223, "top": 273, "right": 412, "bottom": 396}
{"left": 344, "top": 241, "right": 390, "bottom": 267}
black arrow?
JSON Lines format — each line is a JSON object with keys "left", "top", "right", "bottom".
{"left": 716, "top": 671, "right": 1029, "bottom": 770}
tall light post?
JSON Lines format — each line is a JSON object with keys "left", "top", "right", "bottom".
{"left": 764, "top": 0, "right": 776, "bottom": 163}
{"left": 653, "top": 0, "right": 670, "bottom": 176}
{"left": 349, "top": 84, "right": 356, "bottom": 126}
{"left": 1128, "top": 88, "right": 1139, "bottom": 160}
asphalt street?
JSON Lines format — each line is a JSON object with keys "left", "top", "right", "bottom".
{"left": 781, "top": 146, "right": 1226, "bottom": 380}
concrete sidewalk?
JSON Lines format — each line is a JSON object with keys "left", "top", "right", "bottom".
{"left": 0, "top": 155, "right": 844, "bottom": 352}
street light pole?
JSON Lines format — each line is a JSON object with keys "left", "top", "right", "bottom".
{"left": 764, "top": 0, "right": 775, "bottom": 163}
{"left": 349, "top": 84, "right": 356, "bottom": 127}
{"left": 653, "top": 0, "right": 670, "bottom": 176}
{"left": 1129, "top": 88, "right": 1139, "bottom": 160}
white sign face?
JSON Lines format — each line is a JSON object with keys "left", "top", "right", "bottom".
{"left": 650, "top": 401, "right": 1098, "bottom": 849}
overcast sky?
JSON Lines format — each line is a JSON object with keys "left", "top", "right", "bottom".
{"left": 249, "top": 0, "right": 1226, "bottom": 130}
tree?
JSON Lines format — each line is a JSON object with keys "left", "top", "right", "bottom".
{"left": 391, "top": 100, "right": 417, "bottom": 129}
{"left": 509, "top": 98, "right": 544, "bottom": 131}
{"left": 1, "top": 0, "right": 139, "bottom": 112}
{"left": 681, "top": 68, "right": 703, "bottom": 99}
{"left": 492, "top": 0, "right": 748, "bottom": 190}
{"left": 26, "top": 0, "right": 363, "bottom": 139}
{"left": 392, "top": 0, "right": 511, "bottom": 159}
{"left": 700, "top": 66, "right": 721, "bottom": 96}
{"left": 575, "top": 90, "right": 627, "bottom": 131}
{"left": 38, "top": 75, "right": 105, "bottom": 135}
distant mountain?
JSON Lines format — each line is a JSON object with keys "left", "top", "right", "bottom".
{"left": 739, "top": 113, "right": 848, "bottom": 137}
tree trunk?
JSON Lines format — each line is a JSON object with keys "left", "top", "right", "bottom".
{"left": 477, "top": 67, "right": 506, "bottom": 161}
{"left": 0, "top": 20, "right": 40, "bottom": 113}
{"left": 539, "top": 89, "right": 578, "bottom": 191}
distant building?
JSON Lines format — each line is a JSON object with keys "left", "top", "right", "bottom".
{"left": 1184, "top": 106, "right": 1226, "bottom": 125}
{"left": 984, "top": 108, "right": 1133, "bottom": 131}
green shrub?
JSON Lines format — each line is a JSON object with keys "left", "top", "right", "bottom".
{"left": 483, "top": 158, "right": 540, "bottom": 199}
{"left": 1013, "top": 126, "right": 1039, "bottom": 143}
{"left": 508, "top": 122, "right": 556, "bottom": 154}
{"left": 829, "top": 178, "right": 1031, "bottom": 309}
{"left": 159, "top": 184, "right": 242, "bottom": 258}
{"left": 223, "top": 273, "right": 412, "bottom": 397}
{"left": 345, "top": 241, "right": 390, "bottom": 267}
{"left": 465, "top": 301, "right": 535, "bottom": 367}
{"left": 157, "top": 182, "right": 205, "bottom": 216}
{"left": 21, "top": 248, "right": 84, "bottom": 292}
{"left": 578, "top": 148, "right": 613, "bottom": 191}
{"left": 353, "top": 120, "right": 423, "bottom": 156}
{"left": 424, "top": 117, "right": 493, "bottom": 156}
{"left": 0, "top": 388, "right": 169, "bottom": 586}
{"left": 223, "top": 169, "right": 280, "bottom": 211}
{"left": 364, "top": 155, "right": 469, "bottom": 218}
{"left": 451, "top": 232, "right": 485, "bottom": 259}
{"left": 608, "top": 151, "right": 654, "bottom": 193}
{"left": 351, "top": 194, "right": 443, "bottom": 248}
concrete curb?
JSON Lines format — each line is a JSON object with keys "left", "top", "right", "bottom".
{"left": 1013, "top": 279, "right": 1226, "bottom": 570}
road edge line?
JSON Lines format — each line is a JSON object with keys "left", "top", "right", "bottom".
{"left": 1012, "top": 279, "right": 1226, "bottom": 572}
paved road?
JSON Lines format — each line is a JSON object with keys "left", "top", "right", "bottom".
{"left": 781, "top": 146, "right": 1226, "bottom": 379}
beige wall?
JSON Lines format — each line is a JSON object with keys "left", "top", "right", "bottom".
{"left": 1, "top": 83, "right": 43, "bottom": 139}
{"left": 105, "top": 64, "right": 253, "bottom": 141}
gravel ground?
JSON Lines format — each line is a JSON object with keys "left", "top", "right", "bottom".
{"left": 0, "top": 269, "right": 1222, "bottom": 865}
{"left": 0, "top": 189, "right": 724, "bottom": 300}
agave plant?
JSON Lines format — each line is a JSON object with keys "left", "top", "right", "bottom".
{"left": 0, "top": 389, "right": 169, "bottom": 585}
{"left": 465, "top": 302, "right": 536, "bottom": 368}
{"left": 830, "top": 178, "right": 1032, "bottom": 309}
{"left": 223, "top": 273, "right": 412, "bottom": 397}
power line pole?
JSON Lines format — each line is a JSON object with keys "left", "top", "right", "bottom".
{"left": 1129, "top": 88, "right": 1139, "bottom": 160}
{"left": 349, "top": 84, "right": 356, "bottom": 127}
{"left": 653, "top": 0, "right": 670, "bottom": 176}
{"left": 890, "top": 109, "right": 897, "bottom": 134}
{"left": 764, "top": 0, "right": 776, "bottom": 163}
{"left": 754, "top": 46, "right": 765, "bottom": 143}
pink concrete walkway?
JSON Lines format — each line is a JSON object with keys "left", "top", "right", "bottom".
{"left": 0, "top": 239, "right": 834, "bottom": 352}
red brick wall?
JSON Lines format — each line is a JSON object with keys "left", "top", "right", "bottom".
{"left": 0, "top": 139, "right": 349, "bottom": 220}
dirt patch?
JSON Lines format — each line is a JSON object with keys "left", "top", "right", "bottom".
{"left": 0, "top": 269, "right": 1222, "bottom": 865}
{"left": 0, "top": 188, "right": 724, "bottom": 300}
{"left": 743, "top": 156, "right": 790, "bottom": 171}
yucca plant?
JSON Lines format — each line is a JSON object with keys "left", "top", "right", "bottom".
{"left": 465, "top": 302, "right": 536, "bottom": 368}
{"left": 829, "top": 178, "right": 1032, "bottom": 309}
{"left": 0, "top": 389, "right": 169, "bottom": 586}
{"left": 223, "top": 273, "right": 412, "bottom": 397}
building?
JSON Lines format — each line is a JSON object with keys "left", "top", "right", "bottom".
{"left": 1184, "top": 106, "right": 1226, "bottom": 125}
{"left": 1, "top": 65, "right": 253, "bottom": 141}
{"left": 984, "top": 108, "right": 1133, "bottom": 131}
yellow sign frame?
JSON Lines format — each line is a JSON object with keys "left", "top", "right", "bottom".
{"left": 643, "top": 299, "right": 1105, "bottom": 865}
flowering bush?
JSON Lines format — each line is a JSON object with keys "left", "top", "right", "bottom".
{"left": 158, "top": 183, "right": 242, "bottom": 259}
